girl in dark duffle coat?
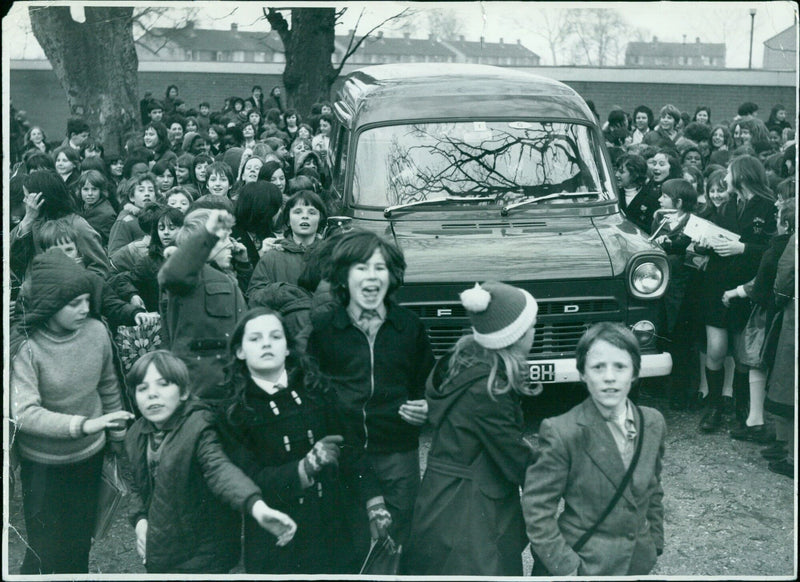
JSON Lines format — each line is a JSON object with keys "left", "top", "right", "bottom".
{"left": 696, "top": 156, "right": 776, "bottom": 433}
{"left": 403, "top": 281, "right": 539, "bottom": 576}
{"left": 219, "top": 307, "right": 379, "bottom": 574}
{"left": 522, "top": 323, "right": 666, "bottom": 576}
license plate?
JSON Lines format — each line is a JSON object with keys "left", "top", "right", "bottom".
{"left": 529, "top": 363, "right": 556, "bottom": 383}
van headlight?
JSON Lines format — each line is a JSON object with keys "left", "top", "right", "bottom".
{"left": 626, "top": 253, "right": 669, "bottom": 299}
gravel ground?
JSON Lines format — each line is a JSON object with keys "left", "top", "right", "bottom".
{"left": 4, "top": 391, "right": 796, "bottom": 577}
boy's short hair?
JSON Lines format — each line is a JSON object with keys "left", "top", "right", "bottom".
{"left": 738, "top": 102, "right": 759, "bottom": 117}
{"left": 661, "top": 178, "right": 698, "bottom": 213}
{"left": 659, "top": 104, "right": 681, "bottom": 125}
{"left": 66, "top": 117, "right": 90, "bottom": 138}
{"left": 199, "top": 101, "right": 210, "bottom": 109}
{"left": 617, "top": 154, "right": 648, "bottom": 187}
{"left": 576, "top": 322, "right": 641, "bottom": 378}
{"left": 175, "top": 208, "right": 213, "bottom": 247}
{"left": 127, "top": 171, "right": 159, "bottom": 200}
{"left": 328, "top": 230, "right": 406, "bottom": 306}
{"left": 37, "top": 217, "right": 79, "bottom": 251}
{"left": 147, "top": 99, "right": 165, "bottom": 114}
{"left": 126, "top": 350, "right": 191, "bottom": 401}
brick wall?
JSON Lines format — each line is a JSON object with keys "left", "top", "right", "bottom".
{"left": 9, "top": 66, "right": 795, "bottom": 146}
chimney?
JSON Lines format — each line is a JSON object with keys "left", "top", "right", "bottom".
{"left": 499, "top": 37, "right": 504, "bottom": 45}
{"left": 230, "top": 23, "right": 238, "bottom": 32}
{"left": 517, "top": 39, "right": 521, "bottom": 45}
{"left": 459, "top": 34, "right": 465, "bottom": 42}
{"left": 480, "top": 36, "right": 484, "bottom": 44}
{"left": 429, "top": 33, "right": 435, "bottom": 41}
{"left": 695, "top": 37, "right": 701, "bottom": 43}
{"left": 403, "top": 32, "right": 410, "bottom": 40}
{"left": 348, "top": 29, "right": 354, "bottom": 37}
{"left": 682, "top": 34, "right": 686, "bottom": 44}
{"left": 652, "top": 36, "right": 657, "bottom": 43}
{"left": 377, "top": 30, "right": 383, "bottom": 39}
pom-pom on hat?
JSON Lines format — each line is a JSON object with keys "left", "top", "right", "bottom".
{"left": 460, "top": 281, "right": 538, "bottom": 349}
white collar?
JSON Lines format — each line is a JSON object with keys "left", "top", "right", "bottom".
{"left": 251, "top": 369, "right": 289, "bottom": 395}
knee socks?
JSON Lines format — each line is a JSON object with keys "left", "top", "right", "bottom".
{"left": 705, "top": 367, "right": 725, "bottom": 410}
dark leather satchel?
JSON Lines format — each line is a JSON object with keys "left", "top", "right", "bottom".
{"left": 531, "top": 405, "right": 645, "bottom": 576}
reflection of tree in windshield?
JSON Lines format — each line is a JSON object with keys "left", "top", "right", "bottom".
{"left": 384, "top": 122, "right": 595, "bottom": 206}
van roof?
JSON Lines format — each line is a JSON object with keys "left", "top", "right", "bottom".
{"left": 336, "top": 64, "right": 595, "bottom": 127}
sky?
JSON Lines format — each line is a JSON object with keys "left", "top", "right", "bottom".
{"left": 3, "top": 1, "right": 798, "bottom": 68}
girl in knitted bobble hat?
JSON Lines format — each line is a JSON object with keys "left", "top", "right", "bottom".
{"left": 404, "top": 281, "right": 539, "bottom": 576}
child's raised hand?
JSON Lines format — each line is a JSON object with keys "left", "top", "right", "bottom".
{"left": 721, "top": 288, "right": 739, "bottom": 307}
{"left": 399, "top": 399, "right": 428, "bottom": 426}
{"left": 135, "top": 518, "right": 147, "bottom": 563}
{"left": 204, "top": 209, "right": 235, "bottom": 238}
{"left": 22, "top": 190, "right": 44, "bottom": 221}
{"left": 250, "top": 500, "right": 297, "bottom": 546}
{"left": 83, "top": 410, "right": 135, "bottom": 435}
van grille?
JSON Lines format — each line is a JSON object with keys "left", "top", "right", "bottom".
{"left": 406, "top": 298, "right": 618, "bottom": 319}
{"left": 404, "top": 298, "right": 619, "bottom": 359}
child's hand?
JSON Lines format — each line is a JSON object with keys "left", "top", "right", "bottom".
{"left": 204, "top": 209, "right": 235, "bottom": 238}
{"left": 654, "top": 235, "right": 668, "bottom": 246}
{"left": 22, "top": 190, "right": 44, "bottom": 223}
{"left": 302, "top": 435, "right": 344, "bottom": 477}
{"left": 163, "top": 245, "right": 177, "bottom": 260}
{"left": 135, "top": 519, "right": 147, "bottom": 563}
{"left": 231, "top": 239, "right": 249, "bottom": 262}
{"left": 250, "top": 500, "right": 297, "bottom": 547}
{"left": 721, "top": 288, "right": 744, "bottom": 307}
{"left": 399, "top": 399, "right": 428, "bottom": 426}
{"left": 711, "top": 238, "right": 745, "bottom": 257}
{"left": 83, "top": 411, "right": 135, "bottom": 435}
{"left": 134, "top": 312, "right": 160, "bottom": 326}
{"left": 130, "top": 295, "right": 145, "bottom": 309}
{"left": 259, "top": 237, "right": 282, "bottom": 256}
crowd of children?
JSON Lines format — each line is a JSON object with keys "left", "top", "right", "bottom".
{"left": 8, "top": 86, "right": 796, "bottom": 575}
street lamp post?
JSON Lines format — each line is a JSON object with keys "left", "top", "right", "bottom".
{"left": 748, "top": 8, "right": 756, "bottom": 69}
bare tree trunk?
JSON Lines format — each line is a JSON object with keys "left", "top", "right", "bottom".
{"left": 267, "top": 8, "right": 337, "bottom": 116}
{"left": 29, "top": 6, "right": 139, "bottom": 157}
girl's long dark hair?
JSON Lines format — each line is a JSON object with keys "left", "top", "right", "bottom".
{"left": 224, "top": 307, "right": 325, "bottom": 426}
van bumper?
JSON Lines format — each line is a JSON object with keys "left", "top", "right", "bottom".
{"left": 527, "top": 352, "right": 673, "bottom": 383}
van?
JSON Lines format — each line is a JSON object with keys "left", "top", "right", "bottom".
{"left": 326, "top": 64, "right": 672, "bottom": 387}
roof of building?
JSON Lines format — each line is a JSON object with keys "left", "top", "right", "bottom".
{"left": 336, "top": 33, "right": 453, "bottom": 57}
{"left": 443, "top": 38, "right": 540, "bottom": 59}
{"left": 626, "top": 40, "right": 726, "bottom": 58}
{"left": 763, "top": 23, "right": 797, "bottom": 49}
{"left": 145, "top": 26, "right": 283, "bottom": 53}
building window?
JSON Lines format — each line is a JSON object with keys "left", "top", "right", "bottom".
{"left": 272, "top": 52, "right": 285, "bottom": 63}
{"left": 678, "top": 56, "right": 685, "bottom": 65}
{"left": 232, "top": 51, "right": 245, "bottom": 62}
{"left": 185, "top": 50, "right": 193, "bottom": 60}
{"left": 255, "top": 52, "right": 266, "bottom": 62}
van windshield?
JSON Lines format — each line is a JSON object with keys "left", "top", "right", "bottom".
{"left": 352, "top": 121, "right": 611, "bottom": 208}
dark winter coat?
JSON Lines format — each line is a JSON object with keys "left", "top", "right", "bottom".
{"left": 125, "top": 401, "right": 262, "bottom": 573}
{"left": 765, "top": 232, "right": 795, "bottom": 418}
{"left": 404, "top": 358, "right": 533, "bottom": 576}
{"left": 158, "top": 229, "right": 247, "bottom": 400}
{"left": 248, "top": 237, "right": 316, "bottom": 305}
{"left": 700, "top": 193, "right": 776, "bottom": 329}
{"left": 306, "top": 301, "right": 435, "bottom": 454}
{"left": 80, "top": 198, "right": 117, "bottom": 247}
{"left": 220, "top": 369, "right": 378, "bottom": 574}
{"left": 108, "top": 252, "right": 165, "bottom": 313}
{"left": 522, "top": 398, "right": 666, "bottom": 576}
{"left": 620, "top": 182, "right": 660, "bottom": 234}
{"left": 651, "top": 212, "right": 692, "bottom": 334}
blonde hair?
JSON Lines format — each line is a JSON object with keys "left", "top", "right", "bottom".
{"left": 443, "top": 335, "right": 531, "bottom": 399}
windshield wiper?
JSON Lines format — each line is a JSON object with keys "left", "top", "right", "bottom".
{"left": 500, "top": 192, "right": 600, "bottom": 216}
{"left": 384, "top": 195, "right": 498, "bottom": 217}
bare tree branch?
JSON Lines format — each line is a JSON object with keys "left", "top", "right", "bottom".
{"left": 334, "top": 7, "right": 413, "bottom": 75}
{"left": 264, "top": 8, "right": 291, "bottom": 47}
